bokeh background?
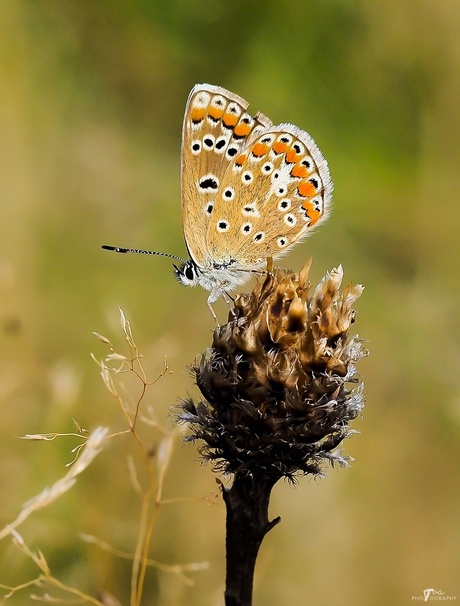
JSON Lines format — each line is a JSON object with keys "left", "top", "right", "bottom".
{"left": 1, "top": 2, "right": 459, "bottom": 605}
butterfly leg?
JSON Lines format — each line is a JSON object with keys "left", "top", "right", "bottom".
{"left": 206, "top": 288, "right": 235, "bottom": 325}
{"left": 207, "top": 300, "right": 219, "bottom": 325}
{"left": 206, "top": 289, "right": 221, "bottom": 325}
{"left": 221, "top": 291, "right": 238, "bottom": 321}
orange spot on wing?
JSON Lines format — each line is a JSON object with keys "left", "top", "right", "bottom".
{"left": 286, "top": 148, "right": 303, "bottom": 163}
{"left": 251, "top": 143, "right": 269, "bottom": 157}
{"left": 297, "top": 180, "right": 316, "bottom": 198}
{"left": 208, "top": 106, "right": 224, "bottom": 120}
{"left": 302, "top": 202, "right": 321, "bottom": 225}
{"left": 223, "top": 112, "right": 239, "bottom": 127}
{"left": 290, "top": 164, "right": 309, "bottom": 178}
{"left": 235, "top": 153, "right": 247, "bottom": 166}
{"left": 273, "top": 141, "right": 289, "bottom": 154}
{"left": 234, "top": 122, "right": 252, "bottom": 137}
{"left": 191, "top": 107, "right": 206, "bottom": 123}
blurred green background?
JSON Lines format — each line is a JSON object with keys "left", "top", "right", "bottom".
{"left": 1, "top": 1, "right": 459, "bottom": 604}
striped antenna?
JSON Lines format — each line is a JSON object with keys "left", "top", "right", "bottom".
{"left": 101, "top": 245, "right": 187, "bottom": 263}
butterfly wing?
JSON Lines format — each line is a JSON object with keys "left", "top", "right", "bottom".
{"left": 206, "top": 123, "right": 333, "bottom": 267}
{"left": 181, "top": 84, "right": 273, "bottom": 267}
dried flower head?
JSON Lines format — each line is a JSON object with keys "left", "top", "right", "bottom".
{"left": 179, "top": 260, "right": 367, "bottom": 480}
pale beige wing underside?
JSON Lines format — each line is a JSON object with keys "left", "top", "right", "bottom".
{"left": 181, "top": 84, "right": 333, "bottom": 269}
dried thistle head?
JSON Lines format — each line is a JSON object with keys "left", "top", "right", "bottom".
{"left": 178, "top": 260, "right": 367, "bottom": 480}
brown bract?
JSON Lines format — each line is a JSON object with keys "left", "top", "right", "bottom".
{"left": 179, "top": 260, "right": 367, "bottom": 479}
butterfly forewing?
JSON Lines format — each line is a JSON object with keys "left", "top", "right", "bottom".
{"left": 181, "top": 84, "right": 273, "bottom": 266}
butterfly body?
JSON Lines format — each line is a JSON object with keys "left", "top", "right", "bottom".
{"left": 103, "top": 83, "right": 333, "bottom": 320}
{"left": 174, "top": 257, "right": 258, "bottom": 304}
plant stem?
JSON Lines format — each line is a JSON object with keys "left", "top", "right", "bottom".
{"left": 222, "top": 472, "right": 281, "bottom": 606}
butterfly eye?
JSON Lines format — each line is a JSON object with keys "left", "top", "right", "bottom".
{"left": 173, "top": 262, "right": 198, "bottom": 288}
{"left": 185, "top": 265, "right": 195, "bottom": 280}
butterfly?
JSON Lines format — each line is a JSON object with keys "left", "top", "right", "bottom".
{"left": 103, "top": 83, "right": 333, "bottom": 320}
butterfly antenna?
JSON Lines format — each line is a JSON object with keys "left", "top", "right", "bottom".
{"left": 101, "top": 245, "right": 187, "bottom": 263}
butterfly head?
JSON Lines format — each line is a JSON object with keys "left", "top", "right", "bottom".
{"left": 173, "top": 257, "right": 252, "bottom": 304}
{"left": 173, "top": 260, "right": 200, "bottom": 288}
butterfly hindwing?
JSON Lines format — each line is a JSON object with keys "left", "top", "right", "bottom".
{"left": 206, "top": 123, "right": 333, "bottom": 266}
